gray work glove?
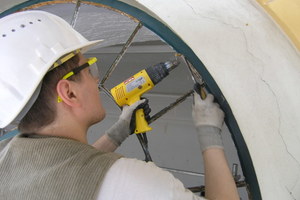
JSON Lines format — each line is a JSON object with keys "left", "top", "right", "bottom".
{"left": 192, "top": 92, "right": 225, "bottom": 152}
{"left": 106, "top": 99, "right": 150, "bottom": 146}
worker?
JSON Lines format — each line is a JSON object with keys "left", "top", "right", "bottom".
{"left": 0, "top": 11, "right": 239, "bottom": 200}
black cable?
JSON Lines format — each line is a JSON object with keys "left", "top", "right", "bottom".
{"left": 136, "top": 134, "right": 152, "bottom": 162}
{"left": 142, "top": 133, "right": 148, "bottom": 148}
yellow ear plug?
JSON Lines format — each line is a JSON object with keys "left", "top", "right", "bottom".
{"left": 57, "top": 96, "right": 63, "bottom": 103}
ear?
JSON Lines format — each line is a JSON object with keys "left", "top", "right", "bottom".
{"left": 56, "top": 80, "right": 80, "bottom": 107}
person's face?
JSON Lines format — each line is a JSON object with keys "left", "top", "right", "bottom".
{"left": 77, "top": 54, "right": 106, "bottom": 125}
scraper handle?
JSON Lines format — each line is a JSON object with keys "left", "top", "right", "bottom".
{"left": 194, "top": 83, "right": 206, "bottom": 100}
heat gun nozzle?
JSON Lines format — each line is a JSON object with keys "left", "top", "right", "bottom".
{"left": 164, "top": 60, "right": 180, "bottom": 72}
{"left": 145, "top": 59, "right": 180, "bottom": 85}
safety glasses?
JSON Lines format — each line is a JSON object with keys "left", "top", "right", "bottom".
{"left": 61, "top": 57, "right": 99, "bottom": 80}
{"left": 57, "top": 57, "right": 99, "bottom": 103}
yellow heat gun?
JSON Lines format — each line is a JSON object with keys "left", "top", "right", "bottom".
{"left": 110, "top": 60, "right": 180, "bottom": 134}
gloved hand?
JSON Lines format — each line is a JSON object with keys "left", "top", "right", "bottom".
{"left": 106, "top": 99, "right": 151, "bottom": 146}
{"left": 192, "top": 92, "right": 225, "bottom": 152}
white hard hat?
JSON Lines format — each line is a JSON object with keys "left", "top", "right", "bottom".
{"left": 0, "top": 10, "right": 102, "bottom": 129}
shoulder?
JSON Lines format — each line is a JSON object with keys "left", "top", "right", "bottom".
{"left": 97, "top": 158, "right": 205, "bottom": 200}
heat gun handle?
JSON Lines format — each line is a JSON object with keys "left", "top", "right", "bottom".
{"left": 134, "top": 109, "right": 152, "bottom": 134}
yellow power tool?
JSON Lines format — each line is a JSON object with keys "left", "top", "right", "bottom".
{"left": 111, "top": 60, "right": 180, "bottom": 134}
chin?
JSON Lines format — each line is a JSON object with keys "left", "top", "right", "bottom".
{"left": 99, "top": 113, "right": 106, "bottom": 122}
{"left": 90, "top": 113, "right": 105, "bottom": 126}
{"left": 98, "top": 109, "right": 106, "bottom": 121}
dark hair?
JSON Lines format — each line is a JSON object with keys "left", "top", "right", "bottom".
{"left": 18, "top": 54, "right": 81, "bottom": 133}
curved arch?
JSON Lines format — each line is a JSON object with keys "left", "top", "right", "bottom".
{"left": 7, "top": 0, "right": 299, "bottom": 199}
{"left": 1, "top": 1, "right": 260, "bottom": 199}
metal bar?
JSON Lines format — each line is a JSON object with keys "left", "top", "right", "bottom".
{"left": 148, "top": 90, "right": 194, "bottom": 124}
{"left": 188, "top": 186, "right": 206, "bottom": 193}
{"left": 188, "top": 181, "right": 247, "bottom": 193}
{"left": 141, "top": 90, "right": 193, "bottom": 162}
{"left": 100, "top": 22, "right": 143, "bottom": 85}
{"left": 232, "top": 163, "right": 242, "bottom": 181}
{"left": 182, "top": 55, "right": 204, "bottom": 85}
{"left": 182, "top": 56, "right": 207, "bottom": 99}
{"left": 160, "top": 167, "right": 205, "bottom": 177}
{"left": 71, "top": 0, "right": 82, "bottom": 28}
{"left": 98, "top": 85, "right": 119, "bottom": 107}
